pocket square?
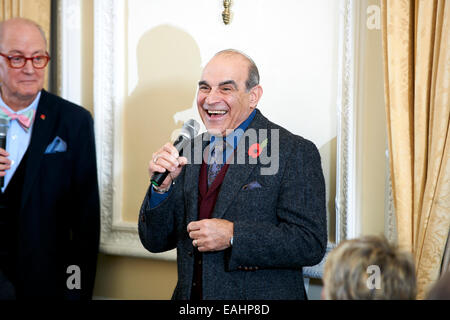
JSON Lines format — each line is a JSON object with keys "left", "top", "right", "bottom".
{"left": 45, "top": 136, "right": 67, "bottom": 154}
{"left": 241, "top": 181, "right": 262, "bottom": 191}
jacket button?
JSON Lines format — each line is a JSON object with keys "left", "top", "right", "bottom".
{"left": 188, "top": 251, "right": 193, "bottom": 257}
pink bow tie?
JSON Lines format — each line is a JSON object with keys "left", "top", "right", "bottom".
{"left": 0, "top": 106, "right": 35, "bottom": 132}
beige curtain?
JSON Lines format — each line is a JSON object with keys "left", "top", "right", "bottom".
{"left": 382, "top": 0, "right": 450, "bottom": 299}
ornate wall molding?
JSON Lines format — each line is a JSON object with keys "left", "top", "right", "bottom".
{"left": 335, "top": 0, "right": 359, "bottom": 243}
{"left": 93, "top": 0, "right": 175, "bottom": 260}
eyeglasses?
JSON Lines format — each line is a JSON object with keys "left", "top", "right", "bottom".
{"left": 0, "top": 52, "right": 51, "bottom": 69}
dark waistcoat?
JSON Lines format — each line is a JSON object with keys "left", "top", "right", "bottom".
{"left": 0, "top": 149, "right": 29, "bottom": 287}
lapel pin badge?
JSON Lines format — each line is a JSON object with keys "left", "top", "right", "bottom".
{"left": 40, "top": 114, "right": 46, "bottom": 120}
{"left": 248, "top": 138, "right": 268, "bottom": 159}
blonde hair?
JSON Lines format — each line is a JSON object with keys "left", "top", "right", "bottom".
{"left": 323, "top": 235, "right": 417, "bottom": 300}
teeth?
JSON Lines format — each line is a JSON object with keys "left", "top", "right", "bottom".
{"left": 207, "top": 110, "right": 227, "bottom": 115}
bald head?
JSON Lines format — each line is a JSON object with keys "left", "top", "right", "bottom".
{"left": 0, "top": 18, "right": 47, "bottom": 51}
{"left": 213, "top": 49, "right": 260, "bottom": 92}
{"left": 0, "top": 17, "right": 48, "bottom": 111}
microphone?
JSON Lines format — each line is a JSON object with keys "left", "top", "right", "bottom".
{"left": 0, "top": 118, "right": 9, "bottom": 189}
{"left": 151, "top": 119, "right": 200, "bottom": 187}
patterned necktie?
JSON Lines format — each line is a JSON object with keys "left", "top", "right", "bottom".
{"left": 207, "top": 140, "right": 226, "bottom": 187}
{"left": 0, "top": 106, "right": 35, "bottom": 132}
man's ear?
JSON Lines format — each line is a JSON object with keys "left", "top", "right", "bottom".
{"left": 248, "top": 85, "right": 263, "bottom": 109}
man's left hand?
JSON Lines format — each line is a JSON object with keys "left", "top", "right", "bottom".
{"left": 187, "top": 219, "right": 233, "bottom": 252}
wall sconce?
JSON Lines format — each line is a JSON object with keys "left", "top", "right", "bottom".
{"left": 222, "top": 0, "right": 232, "bottom": 25}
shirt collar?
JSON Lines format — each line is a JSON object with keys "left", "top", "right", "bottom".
{"left": 0, "top": 91, "right": 41, "bottom": 114}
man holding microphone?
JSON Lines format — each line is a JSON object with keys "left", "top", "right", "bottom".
{"left": 139, "top": 49, "right": 327, "bottom": 300}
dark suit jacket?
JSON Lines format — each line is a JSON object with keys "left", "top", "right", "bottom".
{"left": 1, "top": 90, "right": 100, "bottom": 299}
{"left": 139, "top": 109, "right": 327, "bottom": 300}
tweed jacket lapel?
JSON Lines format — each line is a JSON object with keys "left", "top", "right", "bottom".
{"left": 184, "top": 131, "right": 210, "bottom": 224}
{"left": 212, "top": 109, "right": 268, "bottom": 219}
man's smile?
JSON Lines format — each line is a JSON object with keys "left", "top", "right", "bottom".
{"left": 203, "top": 106, "right": 230, "bottom": 121}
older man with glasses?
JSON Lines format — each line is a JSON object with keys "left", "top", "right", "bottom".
{"left": 0, "top": 18, "right": 99, "bottom": 300}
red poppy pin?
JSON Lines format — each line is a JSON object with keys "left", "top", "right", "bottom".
{"left": 248, "top": 138, "right": 268, "bottom": 159}
{"left": 40, "top": 114, "right": 46, "bottom": 120}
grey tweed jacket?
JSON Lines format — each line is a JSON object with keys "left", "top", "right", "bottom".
{"left": 139, "top": 109, "right": 327, "bottom": 300}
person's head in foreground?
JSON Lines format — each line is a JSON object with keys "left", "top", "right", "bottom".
{"left": 323, "top": 235, "right": 417, "bottom": 300}
{"left": 426, "top": 269, "right": 450, "bottom": 300}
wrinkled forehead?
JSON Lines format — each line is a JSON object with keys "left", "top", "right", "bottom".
{"left": 0, "top": 20, "right": 47, "bottom": 52}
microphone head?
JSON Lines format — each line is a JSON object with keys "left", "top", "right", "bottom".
{"left": 180, "top": 119, "right": 200, "bottom": 139}
{"left": 0, "top": 118, "right": 8, "bottom": 136}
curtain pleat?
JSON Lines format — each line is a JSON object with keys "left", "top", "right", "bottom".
{"left": 382, "top": 0, "right": 450, "bottom": 299}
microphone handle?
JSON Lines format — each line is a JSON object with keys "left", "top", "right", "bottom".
{"left": 150, "top": 135, "right": 188, "bottom": 187}
{"left": 0, "top": 135, "right": 6, "bottom": 189}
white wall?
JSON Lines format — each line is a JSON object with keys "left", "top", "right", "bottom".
{"left": 127, "top": 0, "right": 339, "bottom": 147}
